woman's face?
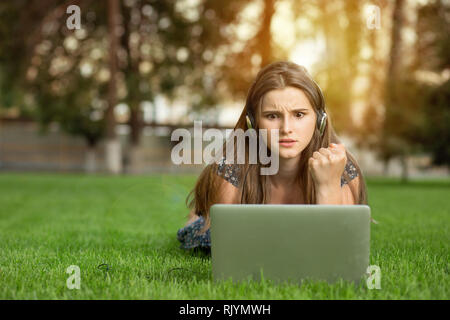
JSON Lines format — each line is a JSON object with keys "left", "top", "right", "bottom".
{"left": 256, "top": 86, "right": 317, "bottom": 160}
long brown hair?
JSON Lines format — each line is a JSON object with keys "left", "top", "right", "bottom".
{"left": 186, "top": 61, "right": 368, "bottom": 233}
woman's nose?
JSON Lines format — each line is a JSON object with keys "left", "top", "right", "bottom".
{"left": 281, "top": 116, "right": 293, "bottom": 133}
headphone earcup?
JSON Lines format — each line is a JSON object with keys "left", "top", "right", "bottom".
{"left": 246, "top": 115, "right": 253, "bottom": 129}
{"left": 246, "top": 112, "right": 255, "bottom": 129}
{"left": 317, "top": 110, "right": 327, "bottom": 136}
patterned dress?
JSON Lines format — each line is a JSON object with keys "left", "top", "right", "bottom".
{"left": 176, "top": 156, "right": 359, "bottom": 251}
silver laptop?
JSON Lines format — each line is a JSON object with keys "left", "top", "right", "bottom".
{"left": 210, "top": 204, "right": 371, "bottom": 285}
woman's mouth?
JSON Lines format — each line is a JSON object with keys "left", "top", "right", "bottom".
{"left": 279, "top": 139, "right": 296, "bottom": 148}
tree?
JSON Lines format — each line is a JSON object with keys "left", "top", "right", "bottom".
{"left": 413, "top": 0, "right": 450, "bottom": 170}
{"left": 355, "top": 1, "right": 388, "bottom": 152}
{"left": 423, "top": 79, "right": 450, "bottom": 170}
{"left": 1, "top": 1, "right": 251, "bottom": 171}
{"left": 380, "top": 0, "right": 408, "bottom": 179}
{"left": 105, "top": 0, "right": 122, "bottom": 174}
{"left": 3, "top": 0, "right": 407, "bottom": 174}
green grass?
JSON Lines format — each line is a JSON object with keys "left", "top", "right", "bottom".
{"left": 0, "top": 173, "right": 448, "bottom": 299}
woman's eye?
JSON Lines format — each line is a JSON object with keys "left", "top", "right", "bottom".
{"left": 296, "top": 112, "right": 305, "bottom": 118}
{"left": 266, "top": 114, "right": 277, "bottom": 119}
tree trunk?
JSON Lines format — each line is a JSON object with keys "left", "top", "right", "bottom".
{"left": 105, "top": 139, "right": 122, "bottom": 174}
{"left": 387, "top": 0, "right": 405, "bottom": 88}
{"left": 383, "top": 158, "right": 390, "bottom": 176}
{"left": 105, "top": 0, "right": 122, "bottom": 174}
{"left": 120, "top": 2, "right": 143, "bottom": 148}
{"left": 129, "top": 101, "right": 142, "bottom": 146}
{"left": 85, "top": 145, "right": 97, "bottom": 174}
{"left": 257, "top": 0, "right": 276, "bottom": 67}
{"left": 381, "top": 0, "right": 405, "bottom": 177}
{"left": 400, "top": 154, "right": 409, "bottom": 182}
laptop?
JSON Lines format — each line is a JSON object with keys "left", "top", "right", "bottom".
{"left": 210, "top": 204, "right": 371, "bottom": 285}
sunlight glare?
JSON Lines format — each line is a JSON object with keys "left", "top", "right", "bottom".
{"left": 289, "top": 38, "right": 325, "bottom": 73}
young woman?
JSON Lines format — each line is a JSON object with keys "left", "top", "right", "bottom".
{"left": 177, "top": 61, "right": 368, "bottom": 253}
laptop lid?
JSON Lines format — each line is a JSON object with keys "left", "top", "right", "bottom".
{"left": 210, "top": 204, "right": 371, "bottom": 285}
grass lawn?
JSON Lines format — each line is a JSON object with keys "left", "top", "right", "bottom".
{"left": 0, "top": 172, "right": 448, "bottom": 299}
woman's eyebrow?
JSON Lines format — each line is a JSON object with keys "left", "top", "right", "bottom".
{"left": 262, "top": 108, "right": 310, "bottom": 113}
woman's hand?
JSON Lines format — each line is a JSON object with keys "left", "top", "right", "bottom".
{"left": 308, "top": 143, "right": 347, "bottom": 188}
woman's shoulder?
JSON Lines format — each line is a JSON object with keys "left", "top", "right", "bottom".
{"left": 215, "top": 156, "right": 241, "bottom": 188}
{"left": 214, "top": 155, "right": 358, "bottom": 187}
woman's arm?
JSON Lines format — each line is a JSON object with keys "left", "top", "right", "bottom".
{"left": 184, "top": 179, "right": 240, "bottom": 227}
{"left": 309, "top": 143, "right": 360, "bottom": 205}
{"left": 184, "top": 208, "right": 200, "bottom": 226}
{"left": 315, "top": 183, "right": 342, "bottom": 204}
{"left": 216, "top": 178, "right": 241, "bottom": 204}
{"left": 316, "top": 176, "right": 360, "bottom": 205}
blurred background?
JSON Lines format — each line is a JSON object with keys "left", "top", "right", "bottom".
{"left": 0, "top": 0, "right": 448, "bottom": 180}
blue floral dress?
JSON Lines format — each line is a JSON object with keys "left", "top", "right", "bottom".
{"left": 176, "top": 156, "right": 359, "bottom": 251}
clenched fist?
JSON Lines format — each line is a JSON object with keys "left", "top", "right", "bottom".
{"left": 308, "top": 143, "right": 347, "bottom": 187}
